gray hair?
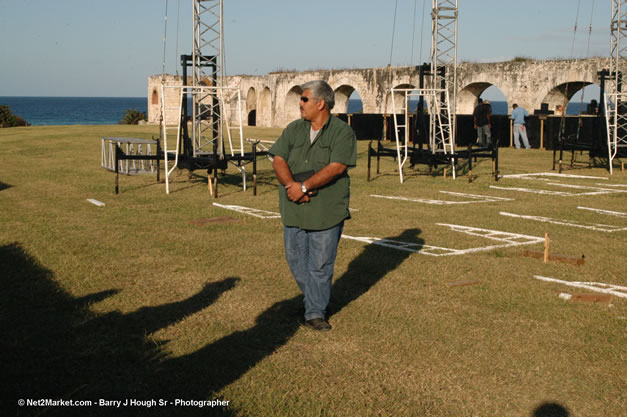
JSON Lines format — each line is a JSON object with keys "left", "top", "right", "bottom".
{"left": 301, "top": 80, "right": 335, "bottom": 110}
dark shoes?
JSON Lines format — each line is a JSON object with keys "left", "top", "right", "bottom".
{"left": 305, "top": 318, "right": 332, "bottom": 332}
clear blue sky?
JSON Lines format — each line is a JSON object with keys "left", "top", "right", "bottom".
{"left": 0, "top": 0, "right": 611, "bottom": 98}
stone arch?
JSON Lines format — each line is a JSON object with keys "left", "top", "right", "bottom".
{"left": 333, "top": 84, "right": 360, "bottom": 114}
{"left": 258, "top": 87, "right": 272, "bottom": 127}
{"left": 246, "top": 87, "right": 257, "bottom": 126}
{"left": 151, "top": 89, "right": 159, "bottom": 105}
{"left": 385, "top": 83, "right": 416, "bottom": 114}
{"left": 284, "top": 85, "right": 303, "bottom": 123}
{"left": 541, "top": 81, "right": 595, "bottom": 114}
{"left": 457, "top": 82, "right": 493, "bottom": 114}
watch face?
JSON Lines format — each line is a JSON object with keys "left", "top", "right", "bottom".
{"left": 301, "top": 184, "right": 307, "bottom": 193}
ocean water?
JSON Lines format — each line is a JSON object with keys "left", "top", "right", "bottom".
{"left": 0, "top": 97, "right": 148, "bottom": 126}
{"left": 1, "top": 96, "right": 591, "bottom": 126}
{"left": 346, "top": 99, "right": 589, "bottom": 115}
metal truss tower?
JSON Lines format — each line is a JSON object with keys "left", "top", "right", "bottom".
{"left": 429, "top": 0, "right": 458, "bottom": 154}
{"left": 390, "top": 0, "right": 459, "bottom": 182}
{"left": 192, "top": 0, "right": 224, "bottom": 156}
{"left": 605, "top": 0, "right": 627, "bottom": 173}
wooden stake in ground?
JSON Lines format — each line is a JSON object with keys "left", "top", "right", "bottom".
{"left": 544, "top": 232, "right": 550, "bottom": 263}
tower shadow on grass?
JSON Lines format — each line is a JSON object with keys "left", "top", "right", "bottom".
{"left": 3, "top": 228, "right": 422, "bottom": 416}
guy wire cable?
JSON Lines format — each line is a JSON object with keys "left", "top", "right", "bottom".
{"left": 162, "top": 0, "right": 169, "bottom": 75}
{"left": 579, "top": 0, "right": 596, "bottom": 114}
{"left": 389, "top": 0, "right": 399, "bottom": 66}
{"left": 560, "top": 0, "right": 582, "bottom": 143}
{"left": 419, "top": 0, "right": 427, "bottom": 64}
{"left": 175, "top": 0, "right": 181, "bottom": 76}
{"left": 411, "top": 0, "right": 418, "bottom": 66}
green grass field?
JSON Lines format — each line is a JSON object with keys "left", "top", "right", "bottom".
{"left": 1, "top": 124, "right": 626, "bottom": 417}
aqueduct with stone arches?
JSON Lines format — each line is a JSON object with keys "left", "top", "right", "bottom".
{"left": 148, "top": 57, "right": 610, "bottom": 128}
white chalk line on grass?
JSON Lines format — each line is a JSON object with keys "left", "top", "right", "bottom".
{"left": 87, "top": 198, "right": 105, "bottom": 207}
{"left": 214, "top": 203, "right": 358, "bottom": 218}
{"left": 342, "top": 224, "right": 544, "bottom": 256}
{"left": 439, "top": 191, "right": 514, "bottom": 201}
{"left": 546, "top": 182, "right": 627, "bottom": 194}
{"left": 500, "top": 211, "right": 627, "bottom": 233}
{"left": 490, "top": 185, "right": 575, "bottom": 196}
{"left": 596, "top": 183, "right": 627, "bottom": 188}
{"left": 577, "top": 206, "right": 627, "bottom": 218}
{"left": 490, "top": 182, "right": 625, "bottom": 196}
{"left": 501, "top": 172, "right": 608, "bottom": 180}
{"left": 213, "top": 203, "right": 281, "bottom": 219}
{"left": 533, "top": 275, "right": 627, "bottom": 299}
{"left": 371, "top": 192, "right": 513, "bottom": 205}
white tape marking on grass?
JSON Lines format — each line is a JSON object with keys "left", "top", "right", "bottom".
{"left": 212, "top": 203, "right": 281, "bottom": 219}
{"left": 371, "top": 192, "right": 513, "bottom": 205}
{"left": 439, "top": 191, "right": 514, "bottom": 202}
{"left": 490, "top": 185, "right": 575, "bottom": 196}
{"left": 577, "top": 206, "right": 627, "bottom": 218}
{"left": 490, "top": 183, "right": 624, "bottom": 196}
{"left": 546, "top": 182, "right": 627, "bottom": 195}
{"left": 371, "top": 194, "right": 459, "bottom": 205}
{"left": 500, "top": 211, "right": 627, "bottom": 232}
{"left": 501, "top": 172, "right": 608, "bottom": 180}
{"left": 596, "top": 183, "right": 627, "bottom": 188}
{"left": 342, "top": 224, "right": 544, "bottom": 256}
{"left": 87, "top": 198, "right": 105, "bottom": 207}
{"left": 533, "top": 275, "right": 627, "bottom": 299}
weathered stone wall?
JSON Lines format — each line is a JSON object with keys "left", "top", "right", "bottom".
{"left": 456, "top": 58, "right": 609, "bottom": 113}
{"left": 147, "top": 58, "right": 612, "bottom": 128}
{"left": 147, "top": 74, "right": 187, "bottom": 125}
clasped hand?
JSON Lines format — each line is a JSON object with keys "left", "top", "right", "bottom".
{"left": 285, "top": 182, "right": 311, "bottom": 203}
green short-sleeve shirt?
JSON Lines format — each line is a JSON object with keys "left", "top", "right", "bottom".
{"left": 269, "top": 115, "right": 357, "bottom": 230}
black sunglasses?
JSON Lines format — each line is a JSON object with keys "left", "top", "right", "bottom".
{"left": 300, "top": 96, "right": 316, "bottom": 103}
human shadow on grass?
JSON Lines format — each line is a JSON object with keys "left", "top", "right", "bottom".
{"left": 532, "top": 402, "right": 570, "bottom": 417}
{"left": 1, "top": 242, "right": 239, "bottom": 417}
{"left": 154, "top": 228, "right": 423, "bottom": 408}
{"left": 0, "top": 180, "right": 12, "bottom": 191}
{"left": 2, "top": 228, "right": 422, "bottom": 416}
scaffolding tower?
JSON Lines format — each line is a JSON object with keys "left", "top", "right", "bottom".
{"left": 429, "top": 0, "right": 458, "bottom": 152}
{"left": 391, "top": 0, "right": 459, "bottom": 182}
{"left": 192, "top": 0, "right": 224, "bottom": 156}
{"left": 605, "top": 0, "right": 627, "bottom": 173}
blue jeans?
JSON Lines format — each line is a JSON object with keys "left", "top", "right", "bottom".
{"left": 283, "top": 222, "right": 344, "bottom": 321}
{"left": 513, "top": 123, "right": 530, "bottom": 149}
{"left": 476, "top": 125, "right": 491, "bottom": 147}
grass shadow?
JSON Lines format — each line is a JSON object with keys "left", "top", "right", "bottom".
{"left": 0, "top": 180, "right": 12, "bottom": 191}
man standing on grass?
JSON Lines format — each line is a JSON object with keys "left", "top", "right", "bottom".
{"left": 511, "top": 103, "right": 531, "bottom": 149}
{"left": 472, "top": 98, "right": 492, "bottom": 147}
{"left": 269, "top": 80, "right": 356, "bottom": 332}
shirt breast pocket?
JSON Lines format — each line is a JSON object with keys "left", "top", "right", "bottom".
{"left": 287, "top": 142, "right": 306, "bottom": 167}
{"left": 313, "top": 143, "right": 331, "bottom": 169}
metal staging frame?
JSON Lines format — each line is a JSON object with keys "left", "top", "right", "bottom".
{"left": 110, "top": 0, "right": 268, "bottom": 196}
{"left": 391, "top": 87, "right": 455, "bottom": 182}
{"left": 160, "top": 84, "right": 246, "bottom": 194}
{"left": 605, "top": 0, "right": 627, "bottom": 174}
{"left": 386, "top": 0, "right": 464, "bottom": 182}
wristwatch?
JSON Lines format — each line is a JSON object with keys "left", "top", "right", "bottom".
{"left": 300, "top": 182, "right": 308, "bottom": 194}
